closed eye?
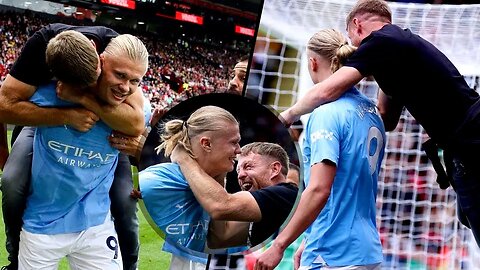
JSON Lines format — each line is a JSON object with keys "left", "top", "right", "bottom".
{"left": 116, "top": 72, "right": 126, "bottom": 79}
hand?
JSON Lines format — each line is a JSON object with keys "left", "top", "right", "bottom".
{"left": 293, "top": 240, "right": 305, "bottom": 270}
{"left": 56, "top": 81, "right": 86, "bottom": 103}
{"left": 254, "top": 243, "right": 285, "bottom": 270}
{"left": 150, "top": 105, "right": 169, "bottom": 127}
{"left": 130, "top": 188, "right": 142, "bottom": 200}
{"left": 64, "top": 107, "right": 99, "bottom": 132}
{"left": 109, "top": 130, "right": 145, "bottom": 157}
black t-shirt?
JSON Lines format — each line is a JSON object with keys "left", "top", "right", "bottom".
{"left": 345, "top": 24, "right": 479, "bottom": 148}
{"left": 9, "top": 23, "right": 118, "bottom": 87}
{"left": 249, "top": 182, "right": 298, "bottom": 247}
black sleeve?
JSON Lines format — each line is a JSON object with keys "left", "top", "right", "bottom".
{"left": 9, "top": 26, "right": 54, "bottom": 86}
{"left": 344, "top": 35, "right": 379, "bottom": 78}
{"left": 249, "top": 183, "right": 299, "bottom": 246}
{"left": 88, "top": 26, "right": 119, "bottom": 53}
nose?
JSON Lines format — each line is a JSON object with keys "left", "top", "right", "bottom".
{"left": 118, "top": 80, "right": 130, "bottom": 93}
{"left": 229, "top": 78, "right": 238, "bottom": 89}
{"left": 235, "top": 145, "right": 241, "bottom": 155}
{"left": 237, "top": 169, "right": 246, "bottom": 180}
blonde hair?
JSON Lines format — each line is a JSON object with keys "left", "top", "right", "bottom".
{"left": 307, "top": 29, "right": 357, "bottom": 73}
{"left": 103, "top": 34, "right": 149, "bottom": 71}
{"left": 46, "top": 30, "right": 99, "bottom": 87}
{"left": 240, "top": 142, "right": 290, "bottom": 177}
{"left": 346, "top": 0, "right": 392, "bottom": 26}
{"left": 156, "top": 106, "right": 238, "bottom": 158}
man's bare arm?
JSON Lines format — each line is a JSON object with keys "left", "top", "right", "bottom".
{"left": 377, "top": 89, "right": 403, "bottom": 131}
{"left": 280, "top": 67, "right": 363, "bottom": 126}
{"left": 207, "top": 220, "right": 249, "bottom": 249}
{"left": 255, "top": 161, "right": 336, "bottom": 269}
{"left": 171, "top": 145, "right": 262, "bottom": 222}
{"left": 0, "top": 74, "right": 98, "bottom": 131}
{"left": 57, "top": 83, "right": 145, "bottom": 136}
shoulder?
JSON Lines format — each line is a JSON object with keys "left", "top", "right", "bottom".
{"left": 310, "top": 90, "right": 358, "bottom": 120}
{"left": 140, "top": 163, "right": 182, "bottom": 180}
{"left": 68, "top": 25, "right": 119, "bottom": 52}
{"left": 139, "top": 163, "right": 189, "bottom": 194}
{"left": 86, "top": 25, "right": 119, "bottom": 40}
{"left": 250, "top": 183, "right": 298, "bottom": 204}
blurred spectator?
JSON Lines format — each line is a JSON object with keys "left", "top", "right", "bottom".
{"left": 226, "top": 56, "right": 249, "bottom": 95}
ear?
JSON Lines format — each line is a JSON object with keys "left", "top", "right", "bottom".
{"left": 270, "top": 161, "right": 282, "bottom": 180}
{"left": 352, "top": 17, "right": 362, "bottom": 35}
{"left": 99, "top": 53, "right": 105, "bottom": 67}
{"left": 199, "top": 136, "right": 212, "bottom": 152}
{"left": 309, "top": 57, "right": 317, "bottom": 72}
{"left": 90, "top": 39, "right": 97, "bottom": 49}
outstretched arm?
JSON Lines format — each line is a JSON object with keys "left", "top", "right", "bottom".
{"left": 57, "top": 82, "right": 145, "bottom": 136}
{"left": 207, "top": 220, "right": 249, "bottom": 249}
{"left": 254, "top": 161, "right": 336, "bottom": 270}
{"left": 170, "top": 145, "right": 261, "bottom": 222}
{"left": 0, "top": 74, "right": 99, "bottom": 131}
{"left": 280, "top": 67, "right": 363, "bottom": 126}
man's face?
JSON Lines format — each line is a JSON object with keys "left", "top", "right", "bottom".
{"left": 237, "top": 152, "right": 276, "bottom": 192}
{"left": 206, "top": 121, "right": 242, "bottom": 175}
{"left": 96, "top": 53, "right": 146, "bottom": 105}
{"left": 227, "top": 60, "right": 247, "bottom": 94}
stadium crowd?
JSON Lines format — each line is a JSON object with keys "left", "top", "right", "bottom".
{"left": 0, "top": 9, "right": 248, "bottom": 112}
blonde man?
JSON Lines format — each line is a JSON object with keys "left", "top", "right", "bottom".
{"left": 140, "top": 105, "right": 242, "bottom": 270}
{"left": 256, "top": 29, "right": 385, "bottom": 270}
{"left": 0, "top": 24, "right": 147, "bottom": 270}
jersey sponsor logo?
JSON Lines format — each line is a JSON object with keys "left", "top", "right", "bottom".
{"left": 310, "top": 129, "right": 334, "bottom": 142}
{"left": 165, "top": 219, "right": 209, "bottom": 249}
{"left": 57, "top": 156, "right": 102, "bottom": 168}
{"left": 165, "top": 219, "right": 208, "bottom": 235}
{"left": 48, "top": 140, "right": 117, "bottom": 167}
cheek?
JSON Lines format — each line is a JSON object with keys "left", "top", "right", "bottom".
{"left": 102, "top": 74, "right": 116, "bottom": 85}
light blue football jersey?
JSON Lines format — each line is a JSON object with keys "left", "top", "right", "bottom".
{"left": 139, "top": 162, "right": 209, "bottom": 264}
{"left": 143, "top": 95, "right": 152, "bottom": 127}
{"left": 301, "top": 88, "right": 385, "bottom": 268}
{"left": 23, "top": 81, "right": 118, "bottom": 234}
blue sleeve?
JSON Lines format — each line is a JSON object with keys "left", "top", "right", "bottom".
{"left": 306, "top": 106, "right": 342, "bottom": 166}
{"left": 139, "top": 164, "right": 188, "bottom": 230}
{"left": 143, "top": 96, "right": 152, "bottom": 127}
